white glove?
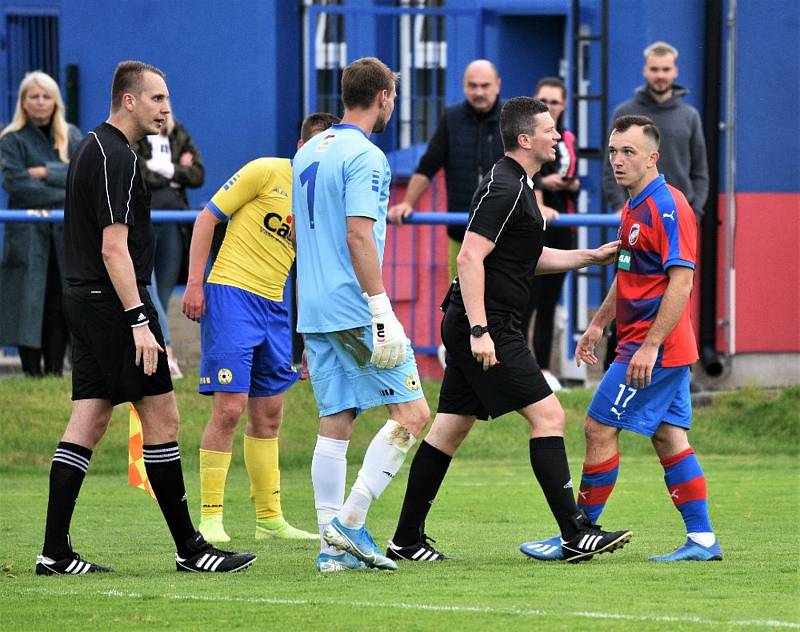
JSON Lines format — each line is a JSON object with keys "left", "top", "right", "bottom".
{"left": 366, "top": 292, "right": 407, "bottom": 369}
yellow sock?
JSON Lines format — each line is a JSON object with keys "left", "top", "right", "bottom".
{"left": 199, "top": 449, "right": 232, "bottom": 517}
{"left": 244, "top": 435, "right": 282, "bottom": 520}
{"left": 448, "top": 238, "right": 460, "bottom": 280}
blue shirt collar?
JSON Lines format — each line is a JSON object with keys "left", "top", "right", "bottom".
{"left": 629, "top": 174, "right": 666, "bottom": 208}
{"left": 331, "top": 123, "right": 369, "bottom": 140}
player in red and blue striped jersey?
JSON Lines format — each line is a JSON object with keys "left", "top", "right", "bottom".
{"left": 521, "top": 115, "right": 721, "bottom": 562}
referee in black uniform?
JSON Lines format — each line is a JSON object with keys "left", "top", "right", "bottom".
{"left": 386, "top": 97, "right": 632, "bottom": 563}
{"left": 36, "top": 61, "right": 255, "bottom": 575}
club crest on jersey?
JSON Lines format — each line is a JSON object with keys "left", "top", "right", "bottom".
{"left": 628, "top": 224, "right": 640, "bottom": 246}
{"left": 405, "top": 374, "right": 420, "bottom": 392}
{"left": 217, "top": 368, "right": 233, "bottom": 385}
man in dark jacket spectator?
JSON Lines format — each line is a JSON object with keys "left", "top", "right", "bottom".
{"left": 388, "top": 59, "right": 504, "bottom": 278}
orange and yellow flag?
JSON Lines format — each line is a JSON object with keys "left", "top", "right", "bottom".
{"left": 128, "top": 404, "right": 157, "bottom": 501}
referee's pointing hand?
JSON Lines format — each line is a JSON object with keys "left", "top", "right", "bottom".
{"left": 132, "top": 325, "right": 164, "bottom": 376}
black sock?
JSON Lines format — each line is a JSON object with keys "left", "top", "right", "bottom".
{"left": 143, "top": 442, "right": 196, "bottom": 556}
{"left": 43, "top": 442, "right": 92, "bottom": 558}
{"left": 529, "top": 437, "right": 580, "bottom": 539}
{"left": 392, "top": 441, "right": 452, "bottom": 546}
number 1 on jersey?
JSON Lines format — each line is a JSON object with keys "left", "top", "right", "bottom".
{"left": 299, "top": 161, "right": 320, "bottom": 229}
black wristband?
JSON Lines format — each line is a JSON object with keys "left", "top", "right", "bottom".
{"left": 125, "top": 303, "right": 149, "bottom": 328}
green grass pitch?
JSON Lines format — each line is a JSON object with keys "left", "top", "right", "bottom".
{"left": 1, "top": 377, "right": 798, "bottom": 630}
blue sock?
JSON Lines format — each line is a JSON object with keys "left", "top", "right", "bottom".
{"left": 661, "top": 447, "right": 713, "bottom": 534}
{"left": 577, "top": 453, "right": 620, "bottom": 523}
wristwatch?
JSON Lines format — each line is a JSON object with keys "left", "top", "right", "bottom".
{"left": 470, "top": 324, "right": 489, "bottom": 338}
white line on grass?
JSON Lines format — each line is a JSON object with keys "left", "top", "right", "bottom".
{"left": 19, "top": 587, "right": 800, "bottom": 629}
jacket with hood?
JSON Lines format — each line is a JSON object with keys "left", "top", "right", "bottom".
{"left": 602, "top": 84, "right": 708, "bottom": 219}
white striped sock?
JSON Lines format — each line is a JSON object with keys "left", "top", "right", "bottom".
{"left": 53, "top": 448, "right": 90, "bottom": 473}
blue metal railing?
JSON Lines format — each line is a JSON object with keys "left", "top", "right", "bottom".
{"left": 0, "top": 209, "right": 621, "bottom": 227}
{"left": 0, "top": 209, "right": 620, "bottom": 365}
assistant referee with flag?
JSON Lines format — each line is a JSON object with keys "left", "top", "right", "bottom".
{"left": 35, "top": 61, "right": 255, "bottom": 575}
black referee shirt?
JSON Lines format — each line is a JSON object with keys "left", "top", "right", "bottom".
{"left": 64, "top": 122, "right": 154, "bottom": 287}
{"left": 453, "top": 155, "right": 544, "bottom": 320}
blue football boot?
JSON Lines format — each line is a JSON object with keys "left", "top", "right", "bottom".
{"left": 323, "top": 517, "right": 398, "bottom": 570}
{"left": 650, "top": 538, "right": 723, "bottom": 561}
{"left": 316, "top": 551, "right": 368, "bottom": 573}
{"left": 519, "top": 535, "right": 564, "bottom": 561}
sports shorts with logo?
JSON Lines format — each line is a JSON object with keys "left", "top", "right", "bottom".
{"left": 588, "top": 362, "right": 692, "bottom": 437}
{"left": 65, "top": 285, "right": 172, "bottom": 405}
{"left": 437, "top": 305, "right": 551, "bottom": 420}
{"left": 200, "top": 283, "right": 299, "bottom": 396}
{"left": 304, "top": 326, "right": 424, "bottom": 417}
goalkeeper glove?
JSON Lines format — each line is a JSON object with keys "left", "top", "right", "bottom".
{"left": 366, "top": 292, "right": 407, "bottom": 369}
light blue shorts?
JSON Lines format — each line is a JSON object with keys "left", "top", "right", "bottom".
{"left": 587, "top": 362, "right": 692, "bottom": 437}
{"left": 304, "top": 326, "right": 424, "bottom": 417}
{"left": 199, "top": 283, "right": 299, "bottom": 397}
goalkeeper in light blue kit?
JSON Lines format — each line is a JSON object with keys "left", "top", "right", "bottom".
{"left": 292, "top": 57, "right": 430, "bottom": 573}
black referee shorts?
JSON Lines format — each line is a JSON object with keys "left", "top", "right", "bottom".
{"left": 438, "top": 305, "right": 551, "bottom": 420}
{"left": 64, "top": 285, "right": 172, "bottom": 405}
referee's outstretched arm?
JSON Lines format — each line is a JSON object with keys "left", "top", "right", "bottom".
{"left": 535, "top": 240, "right": 620, "bottom": 275}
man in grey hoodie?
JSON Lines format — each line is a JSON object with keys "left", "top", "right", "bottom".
{"left": 602, "top": 41, "right": 708, "bottom": 221}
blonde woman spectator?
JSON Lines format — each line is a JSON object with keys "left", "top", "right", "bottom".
{"left": 0, "top": 71, "right": 82, "bottom": 376}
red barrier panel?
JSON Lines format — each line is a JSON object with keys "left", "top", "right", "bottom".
{"left": 384, "top": 173, "right": 449, "bottom": 379}
{"left": 717, "top": 192, "right": 800, "bottom": 353}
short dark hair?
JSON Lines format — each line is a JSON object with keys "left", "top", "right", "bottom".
{"left": 500, "top": 97, "right": 549, "bottom": 151}
{"left": 111, "top": 60, "right": 166, "bottom": 111}
{"left": 301, "top": 112, "right": 340, "bottom": 142}
{"left": 534, "top": 76, "right": 566, "bottom": 101}
{"left": 612, "top": 114, "right": 660, "bottom": 147}
{"left": 341, "top": 57, "right": 398, "bottom": 110}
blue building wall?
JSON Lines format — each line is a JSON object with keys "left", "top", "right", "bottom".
{"left": 1, "top": 0, "right": 302, "bottom": 207}
{"left": 731, "top": 0, "right": 799, "bottom": 192}
{"left": 1, "top": 0, "right": 797, "bottom": 201}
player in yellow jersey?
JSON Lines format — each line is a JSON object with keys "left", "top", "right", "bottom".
{"left": 182, "top": 113, "right": 339, "bottom": 543}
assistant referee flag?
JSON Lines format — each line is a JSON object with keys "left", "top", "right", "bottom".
{"left": 128, "top": 404, "right": 157, "bottom": 501}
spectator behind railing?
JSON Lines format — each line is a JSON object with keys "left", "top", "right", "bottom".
{"left": 0, "top": 71, "right": 83, "bottom": 377}
{"left": 133, "top": 112, "right": 205, "bottom": 378}
{"left": 388, "top": 59, "right": 505, "bottom": 277}
{"left": 601, "top": 41, "right": 709, "bottom": 371}
{"left": 602, "top": 41, "right": 709, "bottom": 221}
